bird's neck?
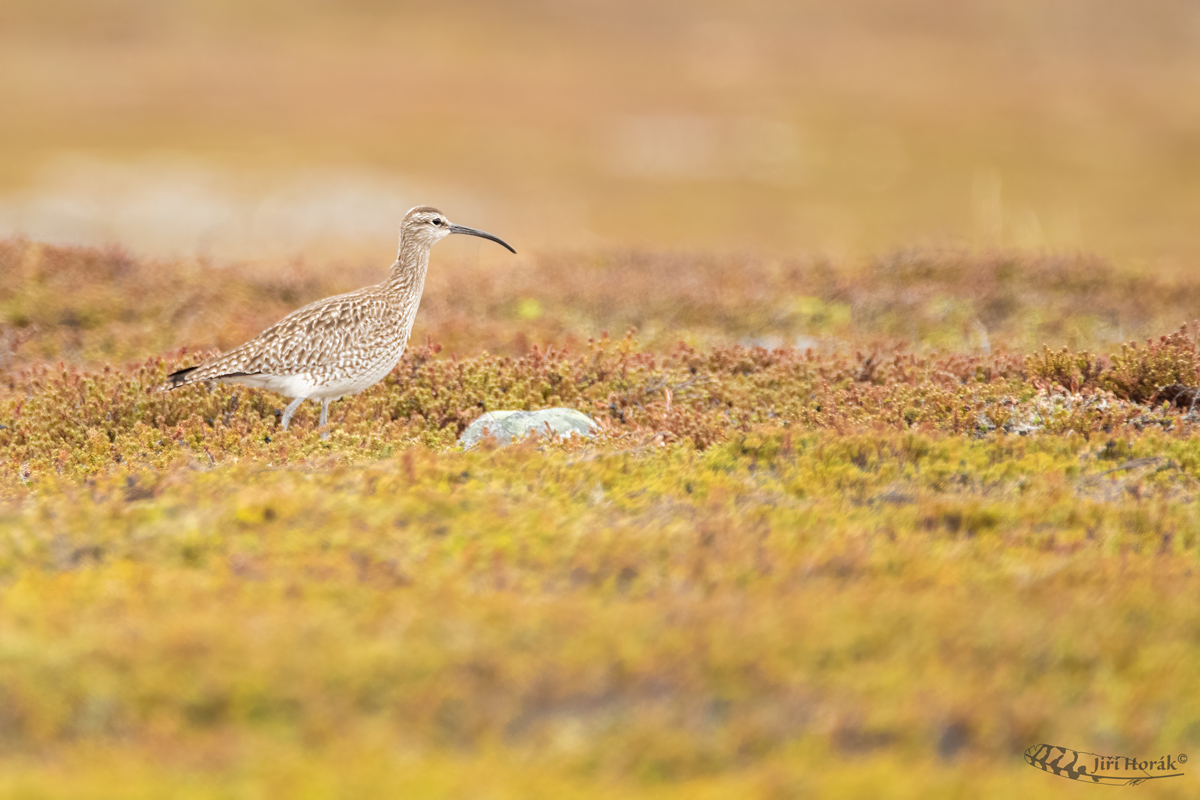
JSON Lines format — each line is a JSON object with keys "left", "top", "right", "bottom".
{"left": 385, "top": 239, "right": 431, "bottom": 307}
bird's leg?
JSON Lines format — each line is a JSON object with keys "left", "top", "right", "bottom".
{"left": 281, "top": 397, "right": 305, "bottom": 431}
{"left": 319, "top": 399, "right": 331, "bottom": 440}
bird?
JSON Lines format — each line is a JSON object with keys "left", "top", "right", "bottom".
{"left": 161, "top": 205, "right": 516, "bottom": 436}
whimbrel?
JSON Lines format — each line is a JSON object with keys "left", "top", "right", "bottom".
{"left": 162, "top": 206, "right": 515, "bottom": 436}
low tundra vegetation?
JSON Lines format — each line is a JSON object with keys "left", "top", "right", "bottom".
{"left": 2, "top": 239, "right": 1200, "bottom": 797}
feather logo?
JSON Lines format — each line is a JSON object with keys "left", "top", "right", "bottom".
{"left": 1025, "top": 744, "right": 1186, "bottom": 786}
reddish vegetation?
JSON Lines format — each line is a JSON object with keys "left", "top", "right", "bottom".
{"left": 1, "top": 238, "right": 1198, "bottom": 482}
{"left": 5, "top": 238, "right": 1200, "bottom": 368}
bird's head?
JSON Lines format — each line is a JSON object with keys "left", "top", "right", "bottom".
{"left": 401, "top": 206, "right": 516, "bottom": 253}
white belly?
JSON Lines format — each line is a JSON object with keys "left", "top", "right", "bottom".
{"left": 309, "top": 358, "right": 401, "bottom": 400}
{"left": 216, "top": 356, "right": 402, "bottom": 401}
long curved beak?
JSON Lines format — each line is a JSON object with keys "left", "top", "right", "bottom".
{"left": 449, "top": 224, "right": 517, "bottom": 254}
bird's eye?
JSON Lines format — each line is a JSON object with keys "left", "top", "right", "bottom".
{"left": 432, "top": 218, "right": 443, "bottom": 226}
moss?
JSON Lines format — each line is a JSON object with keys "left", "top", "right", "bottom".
{"left": 1103, "top": 323, "right": 1200, "bottom": 403}
{"left": 5, "top": 240, "right": 1200, "bottom": 794}
{"left": 1025, "top": 346, "right": 1105, "bottom": 393}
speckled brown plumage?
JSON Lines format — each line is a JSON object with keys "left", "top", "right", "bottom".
{"left": 162, "top": 205, "right": 515, "bottom": 435}
{"left": 168, "top": 286, "right": 411, "bottom": 388}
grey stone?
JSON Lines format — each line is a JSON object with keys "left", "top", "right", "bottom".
{"left": 459, "top": 408, "right": 599, "bottom": 449}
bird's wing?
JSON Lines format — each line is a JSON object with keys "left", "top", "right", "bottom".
{"left": 166, "top": 287, "right": 401, "bottom": 386}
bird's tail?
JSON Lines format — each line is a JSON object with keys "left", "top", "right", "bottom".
{"left": 160, "top": 365, "right": 200, "bottom": 391}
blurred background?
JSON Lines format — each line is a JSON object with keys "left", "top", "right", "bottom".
{"left": 1, "top": 0, "right": 1199, "bottom": 266}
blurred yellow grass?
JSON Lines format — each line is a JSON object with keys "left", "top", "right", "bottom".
{"left": 2, "top": 0, "right": 1200, "bottom": 261}
{"left": 2, "top": 431, "right": 1200, "bottom": 796}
